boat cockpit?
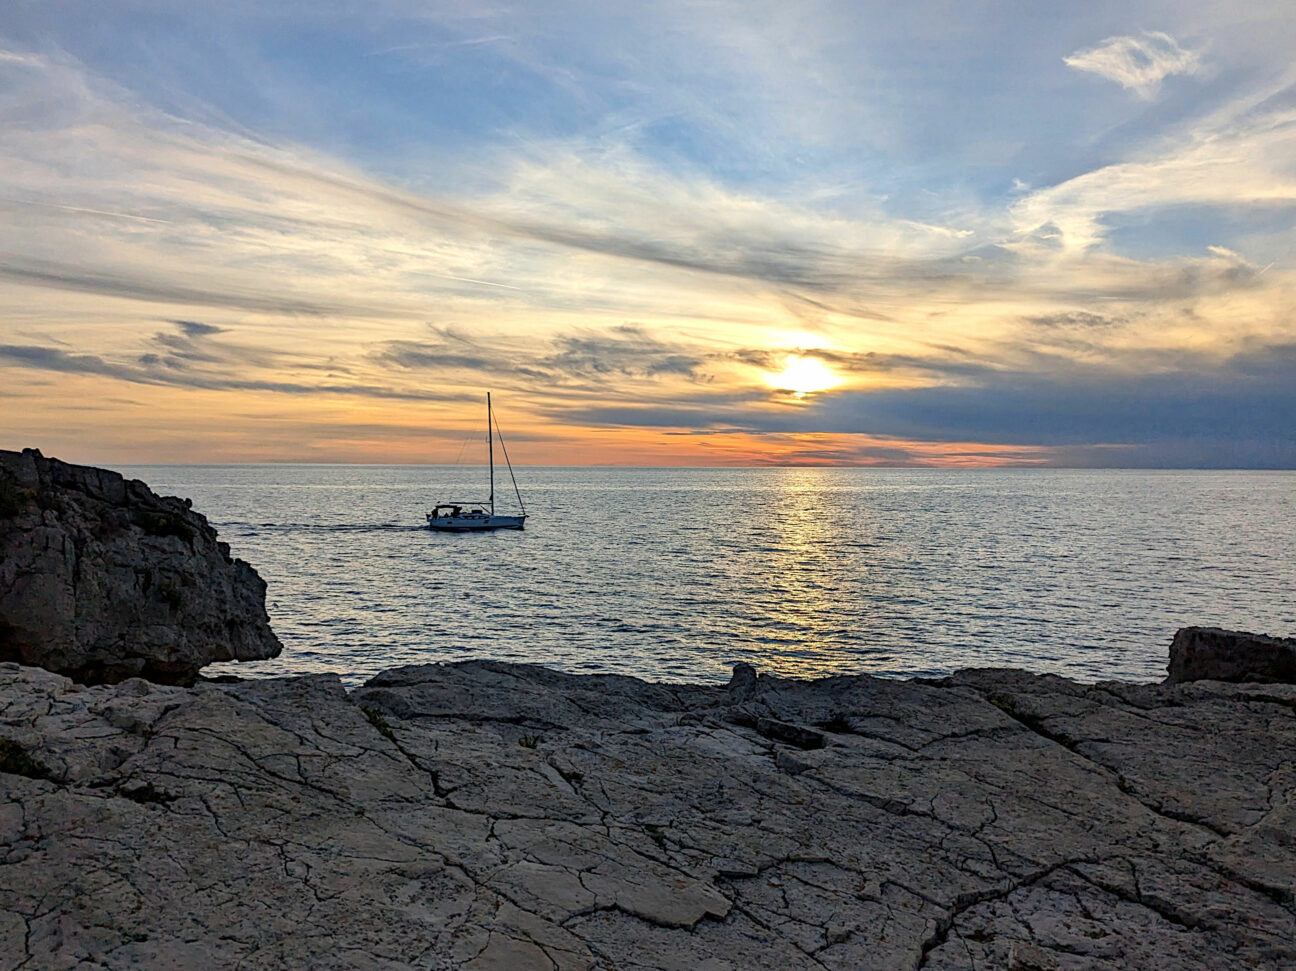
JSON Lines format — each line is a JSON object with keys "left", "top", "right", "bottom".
{"left": 428, "top": 504, "right": 489, "bottom": 520}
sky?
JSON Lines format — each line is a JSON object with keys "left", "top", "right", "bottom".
{"left": 1, "top": 1, "right": 1294, "bottom": 467}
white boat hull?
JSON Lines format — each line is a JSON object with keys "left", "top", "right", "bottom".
{"left": 427, "top": 513, "right": 526, "bottom": 532}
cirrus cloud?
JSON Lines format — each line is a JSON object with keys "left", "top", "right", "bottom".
{"left": 1063, "top": 31, "right": 1201, "bottom": 100}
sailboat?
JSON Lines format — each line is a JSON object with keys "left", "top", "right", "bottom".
{"left": 426, "top": 392, "right": 528, "bottom": 531}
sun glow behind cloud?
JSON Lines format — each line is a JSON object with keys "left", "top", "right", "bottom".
{"left": 0, "top": 3, "right": 1294, "bottom": 467}
{"left": 768, "top": 356, "right": 840, "bottom": 396}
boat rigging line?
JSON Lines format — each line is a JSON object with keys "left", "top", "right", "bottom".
{"left": 492, "top": 405, "right": 526, "bottom": 516}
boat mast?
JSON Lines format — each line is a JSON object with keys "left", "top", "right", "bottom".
{"left": 487, "top": 391, "right": 495, "bottom": 516}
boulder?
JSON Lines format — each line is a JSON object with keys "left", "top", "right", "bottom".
{"left": 1166, "top": 626, "right": 1296, "bottom": 684}
{"left": 0, "top": 448, "right": 281, "bottom": 685}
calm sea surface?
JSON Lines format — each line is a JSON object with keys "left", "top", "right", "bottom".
{"left": 120, "top": 466, "right": 1295, "bottom": 687}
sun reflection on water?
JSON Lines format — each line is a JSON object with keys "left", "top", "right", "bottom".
{"left": 740, "top": 467, "right": 892, "bottom": 678}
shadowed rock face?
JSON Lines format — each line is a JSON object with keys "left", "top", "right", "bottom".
{"left": 1167, "top": 626, "right": 1296, "bottom": 684}
{"left": 0, "top": 659, "right": 1291, "bottom": 970}
{"left": 0, "top": 448, "right": 281, "bottom": 685}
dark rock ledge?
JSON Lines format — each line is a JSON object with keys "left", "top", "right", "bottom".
{"left": 0, "top": 448, "right": 280, "bottom": 685}
{"left": 0, "top": 655, "right": 1293, "bottom": 970}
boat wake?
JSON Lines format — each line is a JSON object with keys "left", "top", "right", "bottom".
{"left": 216, "top": 522, "right": 426, "bottom": 533}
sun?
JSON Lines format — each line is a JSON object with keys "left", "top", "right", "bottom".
{"left": 770, "top": 355, "right": 839, "bottom": 395}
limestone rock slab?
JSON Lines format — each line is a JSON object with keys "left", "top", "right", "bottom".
{"left": 0, "top": 659, "right": 1292, "bottom": 969}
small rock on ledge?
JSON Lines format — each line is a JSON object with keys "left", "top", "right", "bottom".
{"left": 1167, "top": 626, "right": 1296, "bottom": 684}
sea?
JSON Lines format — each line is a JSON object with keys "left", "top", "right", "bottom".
{"left": 120, "top": 465, "right": 1296, "bottom": 688}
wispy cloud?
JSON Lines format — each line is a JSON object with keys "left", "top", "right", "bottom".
{"left": 0, "top": 319, "right": 465, "bottom": 402}
{"left": 1011, "top": 78, "right": 1296, "bottom": 252}
{"left": 1064, "top": 31, "right": 1201, "bottom": 99}
{"left": 372, "top": 325, "right": 710, "bottom": 393}
{"left": 0, "top": 260, "right": 401, "bottom": 318}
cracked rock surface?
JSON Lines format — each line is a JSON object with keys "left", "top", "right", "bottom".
{"left": 1, "top": 659, "right": 1293, "bottom": 969}
{"left": 0, "top": 448, "right": 281, "bottom": 685}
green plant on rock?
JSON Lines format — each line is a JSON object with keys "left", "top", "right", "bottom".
{"left": 0, "top": 738, "right": 51, "bottom": 780}
{"left": 158, "top": 582, "right": 185, "bottom": 612}
{"left": 0, "top": 471, "right": 24, "bottom": 519}
{"left": 362, "top": 707, "right": 396, "bottom": 742}
{"left": 134, "top": 509, "right": 196, "bottom": 545}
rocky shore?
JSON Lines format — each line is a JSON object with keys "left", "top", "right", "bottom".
{"left": 3, "top": 653, "right": 1295, "bottom": 969}
{"left": 1, "top": 453, "right": 1293, "bottom": 969}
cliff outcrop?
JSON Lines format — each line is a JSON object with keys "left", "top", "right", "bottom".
{"left": 0, "top": 448, "right": 280, "bottom": 685}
